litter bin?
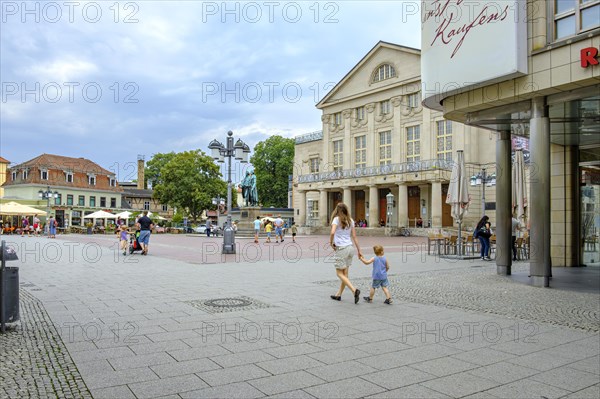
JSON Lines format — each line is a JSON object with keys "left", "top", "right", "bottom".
{"left": 0, "top": 240, "right": 19, "bottom": 333}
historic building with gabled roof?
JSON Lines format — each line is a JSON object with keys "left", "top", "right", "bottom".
{"left": 293, "top": 41, "right": 498, "bottom": 231}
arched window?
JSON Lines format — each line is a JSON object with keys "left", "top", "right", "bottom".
{"left": 372, "top": 64, "right": 396, "bottom": 83}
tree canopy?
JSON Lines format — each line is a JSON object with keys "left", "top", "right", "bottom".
{"left": 249, "top": 135, "right": 294, "bottom": 207}
{"left": 151, "top": 150, "right": 226, "bottom": 222}
{"left": 145, "top": 152, "right": 177, "bottom": 188}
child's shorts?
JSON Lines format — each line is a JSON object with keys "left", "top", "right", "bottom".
{"left": 372, "top": 278, "right": 389, "bottom": 288}
{"left": 267, "top": 232, "right": 271, "bottom": 238}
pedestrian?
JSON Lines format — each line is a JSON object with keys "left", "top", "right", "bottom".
{"left": 265, "top": 221, "right": 273, "bottom": 243}
{"left": 33, "top": 215, "right": 41, "bottom": 236}
{"left": 329, "top": 202, "right": 362, "bottom": 304}
{"left": 119, "top": 225, "right": 129, "bottom": 255}
{"left": 274, "top": 214, "right": 284, "bottom": 243}
{"left": 253, "top": 216, "right": 261, "bottom": 243}
{"left": 136, "top": 211, "right": 154, "bottom": 255}
{"left": 511, "top": 216, "right": 522, "bottom": 261}
{"left": 291, "top": 222, "right": 298, "bottom": 242}
{"left": 48, "top": 215, "right": 57, "bottom": 238}
{"left": 21, "top": 216, "right": 29, "bottom": 236}
{"left": 359, "top": 245, "right": 393, "bottom": 304}
{"left": 206, "top": 222, "right": 212, "bottom": 237}
{"left": 474, "top": 215, "right": 492, "bottom": 260}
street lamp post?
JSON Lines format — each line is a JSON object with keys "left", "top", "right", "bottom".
{"left": 38, "top": 186, "right": 59, "bottom": 231}
{"left": 386, "top": 192, "right": 394, "bottom": 227}
{"left": 208, "top": 131, "right": 250, "bottom": 254}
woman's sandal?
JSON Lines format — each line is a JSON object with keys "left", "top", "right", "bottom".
{"left": 330, "top": 295, "right": 341, "bottom": 301}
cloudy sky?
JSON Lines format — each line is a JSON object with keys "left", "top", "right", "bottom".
{"left": 1, "top": 0, "right": 421, "bottom": 182}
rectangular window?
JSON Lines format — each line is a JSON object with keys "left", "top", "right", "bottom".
{"left": 90, "top": 196, "right": 96, "bottom": 207}
{"left": 109, "top": 178, "right": 116, "bottom": 187}
{"left": 406, "top": 125, "right": 421, "bottom": 163}
{"left": 144, "top": 201, "right": 150, "bottom": 210}
{"left": 110, "top": 198, "right": 117, "bottom": 208}
{"left": 100, "top": 197, "right": 106, "bottom": 207}
{"left": 78, "top": 195, "right": 85, "bottom": 206}
{"left": 379, "top": 131, "right": 392, "bottom": 165}
{"left": 54, "top": 194, "right": 62, "bottom": 206}
{"left": 11, "top": 171, "right": 16, "bottom": 181}
{"left": 89, "top": 175, "right": 96, "bottom": 185}
{"left": 408, "top": 92, "right": 420, "bottom": 108}
{"left": 333, "top": 140, "right": 344, "bottom": 172}
{"left": 67, "top": 195, "right": 73, "bottom": 206}
{"left": 162, "top": 204, "right": 168, "bottom": 212}
{"left": 334, "top": 112, "right": 342, "bottom": 125}
{"left": 436, "top": 120, "right": 453, "bottom": 161}
{"left": 309, "top": 157, "right": 319, "bottom": 173}
{"left": 41, "top": 169, "right": 48, "bottom": 180}
{"left": 22, "top": 170, "right": 28, "bottom": 180}
{"left": 380, "top": 100, "right": 391, "bottom": 115}
{"left": 66, "top": 172, "right": 73, "bottom": 183}
{"left": 553, "top": 0, "right": 600, "bottom": 40}
{"left": 355, "top": 106, "right": 365, "bottom": 121}
{"left": 354, "top": 135, "right": 366, "bottom": 168}
{"left": 308, "top": 200, "right": 319, "bottom": 220}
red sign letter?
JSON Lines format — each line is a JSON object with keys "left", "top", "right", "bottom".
{"left": 581, "top": 47, "right": 599, "bottom": 68}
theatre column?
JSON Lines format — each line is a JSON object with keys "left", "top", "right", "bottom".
{"left": 297, "top": 190, "right": 307, "bottom": 226}
{"left": 397, "top": 183, "right": 408, "bottom": 227}
{"left": 368, "top": 185, "right": 378, "bottom": 227}
{"left": 530, "top": 97, "right": 551, "bottom": 287}
{"left": 343, "top": 187, "right": 352, "bottom": 211}
{"left": 496, "top": 130, "right": 512, "bottom": 275}
{"left": 431, "top": 181, "right": 442, "bottom": 228}
{"left": 319, "top": 190, "right": 329, "bottom": 227}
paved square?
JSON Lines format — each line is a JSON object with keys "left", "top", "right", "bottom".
{"left": 1, "top": 234, "right": 598, "bottom": 398}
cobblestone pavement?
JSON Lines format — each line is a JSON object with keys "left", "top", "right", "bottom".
{"left": 3, "top": 235, "right": 600, "bottom": 398}
{"left": 0, "top": 290, "right": 91, "bottom": 399}
{"left": 319, "top": 263, "right": 600, "bottom": 332}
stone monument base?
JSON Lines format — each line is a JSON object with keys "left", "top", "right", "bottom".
{"left": 229, "top": 207, "right": 295, "bottom": 235}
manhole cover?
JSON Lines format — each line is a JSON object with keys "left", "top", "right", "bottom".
{"left": 204, "top": 298, "right": 252, "bottom": 308}
{"left": 185, "top": 296, "right": 273, "bottom": 314}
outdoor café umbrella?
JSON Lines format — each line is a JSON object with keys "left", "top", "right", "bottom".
{"left": 0, "top": 201, "right": 47, "bottom": 216}
{"left": 445, "top": 150, "right": 471, "bottom": 256}
{"left": 512, "top": 149, "right": 527, "bottom": 226}
{"left": 84, "top": 210, "right": 117, "bottom": 228}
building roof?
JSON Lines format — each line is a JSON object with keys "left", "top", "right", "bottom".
{"left": 11, "top": 154, "right": 115, "bottom": 176}
{"left": 122, "top": 188, "right": 154, "bottom": 198}
{"left": 0, "top": 156, "right": 10, "bottom": 164}
{"left": 316, "top": 40, "right": 421, "bottom": 109}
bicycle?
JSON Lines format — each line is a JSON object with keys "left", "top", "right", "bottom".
{"left": 399, "top": 226, "right": 411, "bottom": 237}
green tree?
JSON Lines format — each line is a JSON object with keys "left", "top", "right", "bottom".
{"left": 153, "top": 150, "right": 226, "bottom": 222}
{"left": 250, "top": 135, "right": 294, "bottom": 207}
{"left": 145, "top": 152, "right": 177, "bottom": 187}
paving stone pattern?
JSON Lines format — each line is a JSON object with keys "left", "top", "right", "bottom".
{"left": 320, "top": 263, "right": 599, "bottom": 332}
{"left": 0, "top": 289, "right": 92, "bottom": 399}
{"left": 186, "top": 296, "right": 273, "bottom": 314}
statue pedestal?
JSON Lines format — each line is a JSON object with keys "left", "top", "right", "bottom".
{"left": 231, "top": 207, "right": 263, "bottom": 232}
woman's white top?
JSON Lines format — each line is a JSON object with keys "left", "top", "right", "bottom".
{"left": 332, "top": 217, "right": 354, "bottom": 247}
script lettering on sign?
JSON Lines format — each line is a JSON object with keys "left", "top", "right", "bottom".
{"left": 423, "top": 0, "right": 510, "bottom": 58}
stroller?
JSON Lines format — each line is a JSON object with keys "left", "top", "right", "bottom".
{"left": 129, "top": 230, "right": 144, "bottom": 254}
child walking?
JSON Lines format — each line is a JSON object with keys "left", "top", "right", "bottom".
{"left": 359, "top": 245, "right": 392, "bottom": 304}
{"left": 291, "top": 222, "right": 298, "bottom": 242}
{"left": 119, "top": 225, "right": 129, "bottom": 255}
{"left": 265, "top": 221, "right": 273, "bottom": 243}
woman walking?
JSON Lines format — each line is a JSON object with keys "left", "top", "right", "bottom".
{"left": 329, "top": 203, "right": 363, "bottom": 304}
{"left": 474, "top": 215, "right": 492, "bottom": 260}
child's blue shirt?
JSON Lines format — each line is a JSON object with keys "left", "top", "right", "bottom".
{"left": 373, "top": 256, "right": 387, "bottom": 280}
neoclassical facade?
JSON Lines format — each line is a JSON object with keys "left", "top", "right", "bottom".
{"left": 293, "top": 42, "right": 497, "bottom": 230}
